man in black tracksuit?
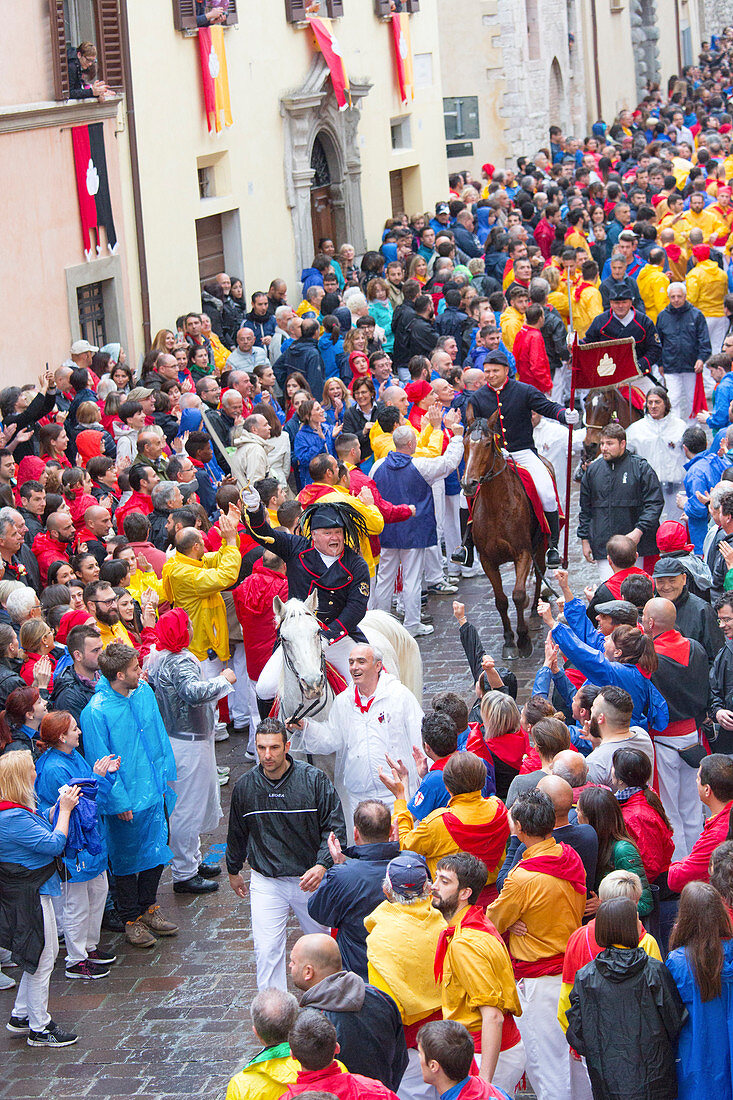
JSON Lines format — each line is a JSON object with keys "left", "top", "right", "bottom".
{"left": 226, "top": 718, "right": 345, "bottom": 991}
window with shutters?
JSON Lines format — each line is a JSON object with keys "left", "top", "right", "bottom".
{"left": 172, "top": 0, "right": 239, "bottom": 34}
{"left": 284, "top": 0, "right": 307, "bottom": 22}
{"left": 374, "top": 0, "right": 392, "bottom": 16}
{"left": 324, "top": 0, "right": 344, "bottom": 16}
{"left": 49, "top": 0, "right": 124, "bottom": 100}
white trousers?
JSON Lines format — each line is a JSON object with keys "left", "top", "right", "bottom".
{"left": 201, "top": 656, "right": 227, "bottom": 731}
{"left": 507, "top": 448, "right": 558, "bottom": 511}
{"left": 246, "top": 675, "right": 261, "bottom": 749}
{"left": 707, "top": 316, "right": 728, "bottom": 359}
{"left": 229, "top": 644, "right": 250, "bottom": 728}
{"left": 552, "top": 362, "right": 571, "bottom": 405}
{"left": 516, "top": 974, "right": 571, "bottom": 1100}
{"left": 13, "top": 895, "right": 58, "bottom": 1032}
{"left": 375, "top": 548, "right": 425, "bottom": 633}
{"left": 654, "top": 735, "right": 704, "bottom": 861}
{"left": 665, "top": 373, "right": 697, "bottom": 422}
{"left": 597, "top": 559, "right": 614, "bottom": 582}
{"left": 398, "top": 1048, "right": 439, "bottom": 1100}
{"left": 476, "top": 1038, "right": 527, "bottom": 1095}
{"left": 569, "top": 1052, "right": 594, "bottom": 1100}
{"left": 249, "top": 870, "right": 328, "bottom": 990}
{"left": 444, "top": 495, "right": 462, "bottom": 573}
{"left": 169, "top": 736, "right": 222, "bottom": 881}
{"left": 60, "top": 872, "right": 108, "bottom": 965}
{"left": 256, "top": 635, "right": 355, "bottom": 700}
{"left": 423, "top": 545, "right": 445, "bottom": 586}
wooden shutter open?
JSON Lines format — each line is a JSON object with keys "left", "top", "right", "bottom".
{"left": 285, "top": 0, "right": 308, "bottom": 22}
{"left": 225, "top": 0, "right": 238, "bottom": 26}
{"left": 172, "top": 0, "right": 199, "bottom": 32}
{"left": 48, "top": 0, "right": 70, "bottom": 100}
{"left": 325, "top": 0, "right": 344, "bottom": 16}
{"left": 96, "top": 0, "right": 124, "bottom": 91}
{"left": 374, "top": 0, "right": 392, "bottom": 15}
{"left": 404, "top": 0, "right": 420, "bottom": 11}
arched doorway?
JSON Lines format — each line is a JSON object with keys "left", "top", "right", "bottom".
{"left": 310, "top": 133, "right": 341, "bottom": 254}
{"left": 548, "top": 57, "right": 564, "bottom": 128}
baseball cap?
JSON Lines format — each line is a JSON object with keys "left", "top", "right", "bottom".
{"left": 652, "top": 557, "right": 687, "bottom": 578}
{"left": 128, "top": 387, "right": 154, "bottom": 402}
{"left": 70, "top": 339, "right": 99, "bottom": 355}
{"left": 618, "top": 229, "right": 638, "bottom": 242}
{"left": 386, "top": 853, "right": 430, "bottom": 897}
{"left": 436, "top": 202, "right": 450, "bottom": 216}
{"left": 594, "top": 600, "right": 639, "bottom": 625}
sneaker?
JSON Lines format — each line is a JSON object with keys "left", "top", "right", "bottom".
{"left": 65, "top": 960, "right": 110, "bottom": 980}
{"left": 101, "top": 908, "right": 125, "bottom": 933}
{"left": 173, "top": 873, "right": 219, "bottom": 895}
{"left": 427, "top": 580, "right": 459, "bottom": 595}
{"left": 218, "top": 772, "right": 229, "bottom": 786}
{"left": 214, "top": 728, "right": 230, "bottom": 742}
{"left": 0, "top": 970, "right": 16, "bottom": 991}
{"left": 87, "top": 947, "right": 117, "bottom": 965}
{"left": 410, "top": 623, "right": 435, "bottom": 638}
{"left": 139, "top": 906, "right": 178, "bottom": 936}
{"left": 216, "top": 765, "right": 230, "bottom": 776}
{"left": 124, "top": 919, "right": 157, "bottom": 949}
{"left": 27, "top": 1020, "right": 78, "bottom": 1048}
{"left": 197, "top": 862, "right": 221, "bottom": 879}
{"left": 461, "top": 562, "right": 484, "bottom": 578}
{"left": 6, "top": 1016, "right": 29, "bottom": 1034}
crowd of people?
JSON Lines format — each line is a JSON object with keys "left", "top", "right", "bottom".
{"left": 5, "top": 27, "right": 733, "bottom": 1100}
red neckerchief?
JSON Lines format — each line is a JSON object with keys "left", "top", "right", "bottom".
{"left": 434, "top": 905, "right": 503, "bottom": 981}
{"left": 354, "top": 674, "right": 381, "bottom": 714}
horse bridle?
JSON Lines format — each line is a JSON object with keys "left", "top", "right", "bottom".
{"left": 465, "top": 418, "right": 507, "bottom": 491}
{"left": 281, "top": 640, "right": 332, "bottom": 724}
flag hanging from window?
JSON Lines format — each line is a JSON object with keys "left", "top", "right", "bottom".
{"left": 198, "top": 25, "right": 233, "bottom": 133}
{"left": 391, "top": 12, "right": 414, "bottom": 106}
{"left": 71, "top": 122, "right": 118, "bottom": 260}
{"left": 308, "top": 16, "right": 351, "bottom": 110}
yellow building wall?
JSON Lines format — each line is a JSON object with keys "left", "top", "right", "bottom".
{"left": 124, "top": 1, "right": 448, "bottom": 344}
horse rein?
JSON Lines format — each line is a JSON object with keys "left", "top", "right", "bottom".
{"left": 281, "top": 641, "right": 332, "bottom": 724}
{"left": 465, "top": 419, "right": 507, "bottom": 492}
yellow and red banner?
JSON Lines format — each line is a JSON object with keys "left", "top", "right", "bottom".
{"left": 391, "top": 12, "right": 414, "bottom": 106}
{"left": 308, "top": 16, "right": 351, "bottom": 110}
{"left": 198, "top": 25, "right": 232, "bottom": 133}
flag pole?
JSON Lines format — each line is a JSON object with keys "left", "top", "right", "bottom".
{"left": 562, "top": 337, "right": 576, "bottom": 569}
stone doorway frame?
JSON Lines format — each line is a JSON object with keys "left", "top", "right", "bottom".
{"left": 281, "top": 56, "right": 372, "bottom": 278}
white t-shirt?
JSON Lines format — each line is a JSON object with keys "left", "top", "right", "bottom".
{"left": 585, "top": 727, "right": 655, "bottom": 786}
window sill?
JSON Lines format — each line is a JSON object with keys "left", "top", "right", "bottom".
{"left": 0, "top": 95, "right": 122, "bottom": 135}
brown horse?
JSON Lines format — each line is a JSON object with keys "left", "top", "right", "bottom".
{"left": 462, "top": 411, "right": 546, "bottom": 659}
{"left": 582, "top": 386, "right": 644, "bottom": 463}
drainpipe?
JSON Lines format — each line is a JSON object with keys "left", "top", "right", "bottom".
{"left": 674, "top": 0, "right": 682, "bottom": 74}
{"left": 589, "top": 0, "right": 602, "bottom": 120}
{"left": 119, "top": 0, "right": 151, "bottom": 353}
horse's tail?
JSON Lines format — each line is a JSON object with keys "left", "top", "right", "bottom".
{"left": 362, "top": 609, "right": 423, "bottom": 702}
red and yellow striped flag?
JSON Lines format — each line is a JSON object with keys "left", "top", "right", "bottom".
{"left": 391, "top": 12, "right": 414, "bottom": 106}
{"left": 198, "top": 25, "right": 232, "bottom": 133}
{"left": 308, "top": 16, "right": 351, "bottom": 110}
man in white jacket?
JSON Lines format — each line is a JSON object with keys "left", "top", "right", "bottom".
{"left": 229, "top": 413, "right": 272, "bottom": 486}
{"left": 288, "top": 644, "right": 423, "bottom": 832}
{"left": 625, "top": 388, "right": 686, "bottom": 519}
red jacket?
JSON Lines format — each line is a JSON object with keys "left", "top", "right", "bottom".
{"left": 453, "top": 1078, "right": 514, "bottom": 1100}
{"left": 126, "top": 540, "right": 167, "bottom": 579}
{"left": 203, "top": 520, "right": 258, "bottom": 557}
{"left": 513, "top": 326, "right": 552, "bottom": 393}
{"left": 21, "top": 652, "right": 56, "bottom": 691}
{"left": 284, "top": 1062, "right": 399, "bottom": 1099}
{"left": 115, "top": 490, "right": 154, "bottom": 531}
{"left": 31, "top": 532, "right": 71, "bottom": 588}
{"left": 668, "top": 801, "right": 733, "bottom": 893}
{"left": 232, "top": 559, "right": 288, "bottom": 679}
{"left": 620, "top": 790, "right": 674, "bottom": 883}
{"left": 534, "top": 217, "right": 557, "bottom": 261}
{"left": 66, "top": 486, "right": 98, "bottom": 531}
{"left": 466, "top": 722, "right": 528, "bottom": 771}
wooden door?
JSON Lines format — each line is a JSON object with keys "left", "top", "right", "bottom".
{"left": 389, "top": 169, "right": 405, "bottom": 218}
{"left": 311, "top": 187, "right": 336, "bottom": 254}
{"left": 196, "top": 213, "right": 225, "bottom": 286}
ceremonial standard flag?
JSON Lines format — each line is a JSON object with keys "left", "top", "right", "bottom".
{"left": 308, "top": 16, "right": 351, "bottom": 110}
{"left": 71, "top": 122, "right": 118, "bottom": 260}
{"left": 571, "top": 335, "right": 640, "bottom": 390}
{"left": 198, "top": 24, "right": 233, "bottom": 133}
{"left": 391, "top": 12, "right": 414, "bottom": 106}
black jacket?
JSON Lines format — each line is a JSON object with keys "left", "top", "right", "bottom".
{"left": 467, "top": 379, "right": 569, "bottom": 452}
{"left": 300, "top": 971, "right": 408, "bottom": 1091}
{"left": 50, "top": 666, "right": 97, "bottom": 724}
{"left": 147, "top": 508, "right": 171, "bottom": 551}
{"left": 0, "top": 659, "right": 25, "bottom": 708}
{"left": 342, "top": 403, "right": 377, "bottom": 463}
{"left": 541, "top": 304, "right": 570, "bottom": 372}
{"left": 566, "top": 947, "right": 687, "bottom": 1100}
{"left": 0, "top": 860, "right": 58, "bottom": 973}
{"left": 406, "top": 314, "right": 439, "bottom": 360}
{"left": 710, "top": 639, "right": 733, "bottom": 716}
{"left": 584, "top": 309, "right": 662, "bottom": 377}
{"left": 19, "top": 509, "right": 43, "bottom": 548}
{"left": 436, "top": 307, "right": 468, "bottom": 358}
{"left": 273, "top": 338, "right": 325, "bottom": 401}
{"left": 248, "top": 504, "right": 370, "bottom": 644}
{"left": 578, "top": 451, "right": 663, "bottom": 558}
{"left": 674, "top": 587, "right": 725, "bottom": 665}
{"left": 652, "top": 636, "right": 710, "bottom": 724}
{"left": 655, "top": 301, "right": 712, "bottom": 374}
{"left": 5, "top": 391, "right": 58, "bottom": 464}
{"left": 392, "top": 301, "right": 417, "bottom": 369}
{"left": 600, "top": 274, "right": 645, "bottom": 314}
{"left": 225, "top": 756, "right": 345, "bottom": 879}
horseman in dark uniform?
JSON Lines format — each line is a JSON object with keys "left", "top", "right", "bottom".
{"left": 464, "top": 353, "right": 579, "bottom": 566}
{"left": 241, "top": 490, "right": 371, "bottom": 702}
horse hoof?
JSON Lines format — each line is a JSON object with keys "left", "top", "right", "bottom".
{"left": 502, "top": 643, "right": 519, "bottom": 660}
{"left": 517, "top": 637, "right": 533, "bottom": 658}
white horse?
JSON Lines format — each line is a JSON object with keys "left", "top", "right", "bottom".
{"left": 272, "top": 592, "right": 422, "bottom": 726}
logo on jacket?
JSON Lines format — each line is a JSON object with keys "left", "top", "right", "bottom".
{"left": 623, "top": 473, "right": 627, "bottom": 483}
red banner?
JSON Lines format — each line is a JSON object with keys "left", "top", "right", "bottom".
{"left": 197, "top": 25, "right": 232, "bottom": 133}
{"left": 71, "top": 123, "right": 117, "bottom": 259}
{"left": 571, "top": 335, "right": 640, "bottom": 390}
{"left": 308, "top": 16, "right": 350, "bottom": 110}
{"left": 391, "top": 13, "right": 414, "bottom": 106}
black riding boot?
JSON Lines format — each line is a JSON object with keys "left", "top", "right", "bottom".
{"left": 257, "top": 696, "right": 275, "bottom": 721}
{"left": 545, "top": 510, "right": 561, "bottom": 568}
{"left": 451, "top": 513, "right": 474, "bottom": 567}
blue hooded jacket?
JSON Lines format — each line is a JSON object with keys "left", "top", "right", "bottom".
{"left": 666, "top": 939, "right": 733, "bottom": 1100}
{"left": 35, "top": 748, "right": 111, "bottom": 882}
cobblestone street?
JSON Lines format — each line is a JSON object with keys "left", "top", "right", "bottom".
{"left": 1, "top": 509, "right": 593, "bottom": 1099}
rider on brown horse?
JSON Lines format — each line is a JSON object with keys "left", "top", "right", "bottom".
{"left": 465, "top": 353, "right": 579, "bottom": 567}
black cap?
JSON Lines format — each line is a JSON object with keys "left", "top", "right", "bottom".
{"left": 594, "top": 599, "right": 639, "bottom": 625}
{"left": 608, "top": 281, "right": 634, "bottom": 301}
{"left": 309, "top": 504, "right": 346, "bottom": 531}
{"left": 652, "top": 557, "right": 687, "bottom": 578}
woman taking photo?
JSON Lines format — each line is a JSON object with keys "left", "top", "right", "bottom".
{"left": 34, "top": 711, "right": 120, "bottom": 981}
{"left": 666, "top": 881, "right": 733, "bottom": 1100}
{"left": 578, "top": 786, "right": 653, "bottom": 916}
{"left": 466, "top": 690, "right": 528, "bottom": 801}
{"left": 0, "top": 750, "right": 80, "bottom": 1046}
{"left": 566, "top": 897, "right": 686, "bottom": 1100}
{"left": 343, "top": 376, "right": 377, "bottom": 468}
